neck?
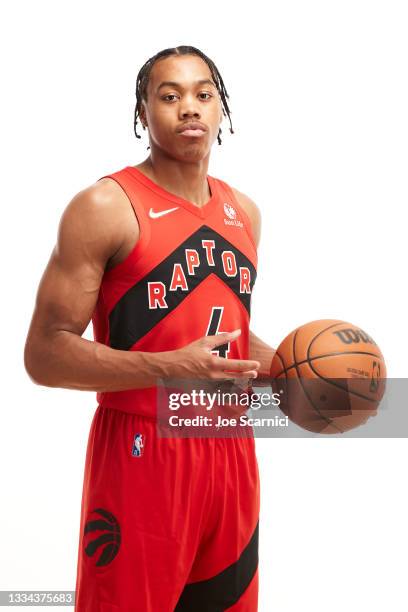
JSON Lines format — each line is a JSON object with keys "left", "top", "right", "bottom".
{"left": 135, "top": 153, "right": 212, "bottom": 207}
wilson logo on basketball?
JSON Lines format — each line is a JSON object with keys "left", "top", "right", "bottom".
{"left": 333, "top": 328, "right": 377, "bottom": 346}
{"left": 84, "top": 508, "right": 121, "bottom": 567}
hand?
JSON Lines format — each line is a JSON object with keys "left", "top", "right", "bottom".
{"left": 171, "top": 328, "right": 261, "bottom": 382}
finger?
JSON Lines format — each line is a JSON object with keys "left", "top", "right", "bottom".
{"left": 213, "top": 357, "right": 261, "bottom": 371}
{"left": 213, "top": 371, "right": 258, "bottom": 380}
{"left": 204, "top": 329, "right": 241, "bottom": 348}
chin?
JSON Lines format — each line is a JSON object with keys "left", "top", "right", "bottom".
{"left": 168, "top": 145, "right": 206, "bottom": 163}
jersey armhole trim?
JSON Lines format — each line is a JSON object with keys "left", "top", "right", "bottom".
{"left": 97, "top": 173, "right": 151, "bottom": 278}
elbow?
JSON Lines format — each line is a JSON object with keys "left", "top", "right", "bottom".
{"left": 24, "top": 339, "right": 52, "bottom": 387}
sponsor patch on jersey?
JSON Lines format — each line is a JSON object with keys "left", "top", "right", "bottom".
{"left": 223, "top": 203, "right": 243, "bottom": 227}
{"left": 131, "top": 433, "right": 145, "bottom": 457}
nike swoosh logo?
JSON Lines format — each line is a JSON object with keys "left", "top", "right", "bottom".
{"left": 149, "top": 206, "right": 179, "bottom": 219}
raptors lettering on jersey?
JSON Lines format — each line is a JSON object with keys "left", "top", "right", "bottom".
{"left": 148, "top": 240, "right": 252, "bottom": 309}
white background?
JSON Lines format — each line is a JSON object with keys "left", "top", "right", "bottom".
{"left": 1, "top": 0, "right": 407, "bottom": 610}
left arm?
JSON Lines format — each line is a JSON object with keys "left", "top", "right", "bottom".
{"left": 231, "top": 186, "right": 277, "bottom": 382}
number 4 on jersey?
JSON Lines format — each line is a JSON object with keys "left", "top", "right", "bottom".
{"left": 206, "top": 306, "right": 232, "bottom": 359}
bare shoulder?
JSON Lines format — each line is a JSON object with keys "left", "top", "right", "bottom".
{"left": 229, "top": 185, "right": 262, "bottom": 248}
{"left": 64, "top": 176, "right": 132, "bottom": 224}
{"left": 59, "top": 177, "right": 138, "bottom": 268}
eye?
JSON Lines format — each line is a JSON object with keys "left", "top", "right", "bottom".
{"left": 199, "top": 92, "right": 212, "bottom": 100}
{"left": 162, "top": 94, "right": 178, "bottom": 102}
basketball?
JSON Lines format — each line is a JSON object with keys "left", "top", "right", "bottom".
{"left": 269, "top": 319, "right": 387, "bottom": 434}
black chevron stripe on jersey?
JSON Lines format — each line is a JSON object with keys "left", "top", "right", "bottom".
{"left": 108, "top": 225, "right": 257, "bottom": 350}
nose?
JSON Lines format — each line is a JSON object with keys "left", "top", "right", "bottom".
{"left": 179, "top": 93, "right": 201, "bottom": 119}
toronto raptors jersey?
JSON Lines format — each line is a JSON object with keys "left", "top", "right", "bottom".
{"left": 91, "top": 165, "right": 258, "bottom": 417}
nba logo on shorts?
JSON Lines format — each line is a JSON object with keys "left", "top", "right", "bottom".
{"left": 132, "top": 433, "right": 144, "bottom": 457}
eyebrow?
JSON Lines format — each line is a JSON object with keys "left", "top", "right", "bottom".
{"left": 157, "top": 79, "right": 216, "bottom": 92}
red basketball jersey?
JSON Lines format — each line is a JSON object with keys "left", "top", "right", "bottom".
{"left": 91, "top": 166, "right": 258, "bottom": 417}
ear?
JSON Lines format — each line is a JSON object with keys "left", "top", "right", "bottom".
{"left": 139, "top": 103, "right": 147, "bottom": 128}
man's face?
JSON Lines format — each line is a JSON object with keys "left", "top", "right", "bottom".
{"left": 141, "top": 54, "right": 224, "bottom": 162}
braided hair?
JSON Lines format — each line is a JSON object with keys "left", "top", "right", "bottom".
{"left": 134, "top": 45, "right": 234, "bottom": 147}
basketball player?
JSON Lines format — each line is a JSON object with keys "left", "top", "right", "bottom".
{"left": 24, "top": 45, "right": 276, "bottom": 611}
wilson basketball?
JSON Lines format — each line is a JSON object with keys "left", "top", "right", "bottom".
{"left": 270, "top": 319, "right": 387, "bottom": 434}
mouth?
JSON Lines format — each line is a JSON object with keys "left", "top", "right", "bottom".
{"left": 177, "top": 122, "right": 208, "bottom": 138}
{"left": 178, "top": 129, "right": 206, "bottom": 138}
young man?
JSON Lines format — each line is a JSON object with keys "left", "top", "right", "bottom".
{"left": 24, "top": 45, "right": 275, "bottom": 611}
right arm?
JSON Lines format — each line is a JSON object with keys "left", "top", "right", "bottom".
{"left": 23, "top": 180, "right": 171, "bottom": 391}
{"left": 24, "top": 182, "right": 261, "bottom": 392}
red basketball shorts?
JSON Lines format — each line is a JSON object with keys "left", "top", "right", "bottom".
{"left": 74, "top": 405, "right": 260, "bottom": 611}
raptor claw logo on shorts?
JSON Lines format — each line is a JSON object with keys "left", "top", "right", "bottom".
{"left": 132, "top": 433, "right": 145, "bottom": 457}
{"left": 83, "top": 508, "right": 121, "bottom": 566}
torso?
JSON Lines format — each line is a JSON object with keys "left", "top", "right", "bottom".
{"left": 92, "top": 164, "right": 258, "bottom": 415}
